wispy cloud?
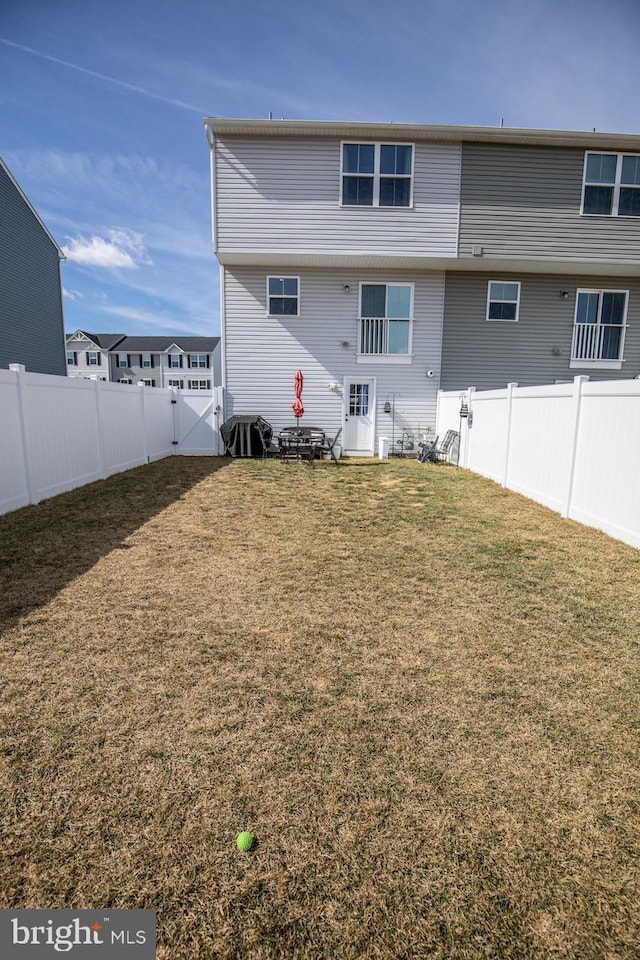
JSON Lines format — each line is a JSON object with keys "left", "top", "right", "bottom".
{"left": 0, "top": 37, "right": 207, "bottom": 114}
{"left": 62, "top": 229, "right": 151, "bottom": 269}
{"left": 62, "top": 286, "right": 83, "bottom": 301}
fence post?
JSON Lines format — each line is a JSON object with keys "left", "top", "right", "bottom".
{"left": 94, "top": 379, "right": 107, "bottom": 479}
{"left": 502, "top": 382, "right": 518, "bottom": 488}
{"left": 139, "top": 383, "right": 149, "bottom": 464}
{"left": 9, "top": 364, "right": 34, "bottom": 505}
{"left": 562, "top": 375, "right": 589, "bottom": 519}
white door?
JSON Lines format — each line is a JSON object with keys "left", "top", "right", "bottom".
{"left": 343, "top": 378, "right": 375, "bottom": 454}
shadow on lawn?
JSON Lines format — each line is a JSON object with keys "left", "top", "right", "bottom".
{"left": 0, "top": 456, "right": 229, "bottom": 638}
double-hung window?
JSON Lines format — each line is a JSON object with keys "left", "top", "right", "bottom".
{"left": 189, "top": 354, "right": 208, "bottom": 368}
{"left": 188, "top": 379, "right": 211, "bottom": 390}
{"left": 267, "top": 277, "right": 299, "bottom": 316}
{"left": 169, "top": 354, "right": 182, "bottom": 368}
{"left": 571, "top": 289, "right": 628, "bottom": 367}
{"left": 66, "top": 351, "right": 77, "bottom": 365}
{"left": 582, "top": 153, "right": 640, "bottom": 217}
{"left": 359, "top": 283, "right": 413, "bottom": 358}
{"left": 342, "top": 143, "right": 413, "bottom": 207}
{"left": 87, "top": 351, "right": 100, "bottom": 365}
{"left": 486, "top": 281, "right": 521, "bottom": 322}
{"left": 117, "top": 353, "right": 128, "bottom": 367}
{"left": 141, "top": 353, "right": 153, "bottom": 368}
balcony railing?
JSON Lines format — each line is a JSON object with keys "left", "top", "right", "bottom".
{"left": 358, "top": 317, "right": 411, "bottom": 356}
{"left": 571, "top": 323, "right": 625, "bottom": 362}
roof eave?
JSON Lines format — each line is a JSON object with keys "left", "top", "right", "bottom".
{"left": 203, "top": 118, "right": 640, "bottom": 150}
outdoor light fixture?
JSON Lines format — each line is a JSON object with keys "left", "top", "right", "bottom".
{"left": 561, "top": 290, "right": 569, "bottom": 299}
{"left": 344, "top": 284, "right": 350, "bottom": 293}
{"left": 383, "top": 400, "right": 391, "bottom": 414}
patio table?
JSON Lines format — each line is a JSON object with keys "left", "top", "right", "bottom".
{"left": 278, "top": 426, "right": 326, "bottom": 464}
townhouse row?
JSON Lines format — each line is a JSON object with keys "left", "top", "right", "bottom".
{"left": 65, "top": 331, "right": 221, "bottom": 390}
{"left": 205, "top": 119, "right": 640, "bottom": 455}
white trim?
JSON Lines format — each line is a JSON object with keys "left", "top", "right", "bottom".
{"left": 340, "top": 141, "right": 414, "bottom": 209}
{"left": 571, "top": 288, "right": 628, "bottom": 364}
{"left": 342, "top": 376, "right": 376, "bottom": 456}
{"left": 266, "top": 275, "right": 300, "bottom": 317}
{"left": 581, "top": 151, "right": 640, "bottom": 218}
{"left": 486, "top": 280, "right": 521, "bottom": 322}
{"left": 219, "top": 263, "right": 227, "bottom": 407}
{"left": 357, "top": 281, "right": 414, "bottom": 357}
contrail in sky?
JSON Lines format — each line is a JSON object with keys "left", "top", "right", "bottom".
{"left": 0, "top": 37, "right": 206, "bottom": 114}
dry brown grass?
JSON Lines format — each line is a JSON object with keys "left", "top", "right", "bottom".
{"left": 1, "top": 456, "right": 639, "bottom": 959}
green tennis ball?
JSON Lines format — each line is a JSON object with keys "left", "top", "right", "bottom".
{"left": 236, "top": 831, "right": 254, "bottom": 851}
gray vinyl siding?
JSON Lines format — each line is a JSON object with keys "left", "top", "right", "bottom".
{"left": 459, "top": 144, "right": 640, "bottom": 264}
{"left": 441, "top": 272, "right": 640, "bottom": 390}
{"left": 0, "top": 164, "right": 65, "bottom": 374}
{"left": 216, "top": 137, "right": 460, "bottom": 258}
{"left": 223, "top": 266, "right": 444, "bottom": 446}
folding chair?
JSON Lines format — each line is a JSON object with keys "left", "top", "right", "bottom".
{"left": 317, "top": 427, "right": 342, "bottom": 465}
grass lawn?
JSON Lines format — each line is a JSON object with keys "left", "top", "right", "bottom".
{"left": 0, "top": 456, "right": 639, "bottom": 959}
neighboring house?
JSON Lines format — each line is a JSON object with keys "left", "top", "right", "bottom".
{"left": 0, "top": 157, "right": 66, "bottom": 375}
{"left": 204, "top": 119, "right": 640, "bottom": 454}
{"left": 66, "top": 331, "right": 124, "bottom": 379}
{"left": 108, "top": 337, "right": 221, "bottom": 388}
{"left": 65, "top": 333, "right": 221, "bottom": 389}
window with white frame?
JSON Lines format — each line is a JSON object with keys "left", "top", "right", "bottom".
{"left": 169, "top": 354, "right": 182, "bottom": 368}
{"left": 571, "top": 289, "right": 628, "bottom": 365}
{"left": 359, "top": 283, "right": 412, "bottom": 355}
{"left": 119, "top": 378, "right": 132, "bottom": 384}
{"left": 168, "top": 379, "right": 183, "bottom": 388}
{"left": 87, "top": 351, "right": 99, "bottom": 365}
{"left": 267, "top": 277, "right": 299, "bottom": 316}
{"left": 582, "top": 153, "right": 640, "bottom": 216}
{"left": 141, "top": 353, "right": 152, "bottom": 368}
{"left": 117, "top": 353, "right": 128, "bottom": 367}
{"left": 188, "top": 379, "right": 211, "bottom": 390}
{"left": 66, "top": 351, "right": 77, "bottom": 365}
{"left": 189, "top": 354, "right": 208, "bottom": 368}
{"left": 342, "top": 143, "right": 413, "bottom": 207}
{"left": 486, "top": 281, "right": 521, "bottom": 322}
{"left": 140, "top": 378, "right": 156, "bottom": 386}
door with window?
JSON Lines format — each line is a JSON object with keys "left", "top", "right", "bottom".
{"left": 343, "top": 378, "right": 375, "bottom": 453}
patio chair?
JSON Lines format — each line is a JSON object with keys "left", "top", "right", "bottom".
{"left": 416, "top": 435, "right": 438, "bottom": 463}
{"left": 434, "top": 429, "right": 459, "bottom": 463}
{"left": 317, "top": 427, "right": 342, "bottom": 465}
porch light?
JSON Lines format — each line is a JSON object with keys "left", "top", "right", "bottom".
{"left": 383, "top": 400, "right": 391, "bottom": 414}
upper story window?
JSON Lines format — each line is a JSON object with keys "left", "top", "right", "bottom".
{"left": 66, "top": 351, "right": 77, "bottom": 365}
{"left": 359, "top": 282, "right": 413, "bottom": 356}
{"left": 341, "top": 143, "right": 413, "bottom": 207}
{"left": 169, "top": 354, "right": 182, "bottom": 368}
{"left": 582, "top": 153, "right": 640, "bottom": 217}
{"left": 189, "top": 354, "right": 208, "bottom": 368}
{"left": 117, "top": 353, "right": 128, "bottom": 367}
{"left": 268, "top": 277, "right": 299, "bottom": 316}
{"left": 141, "top": 353, "right": 153, "bottom": 368}
{"left": 486, "top": 281, "right": 521, "bottom": 322}
{"left": 87, "top": 351, "right": 100, "bottom": 365}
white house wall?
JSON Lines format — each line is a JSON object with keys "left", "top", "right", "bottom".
{"left": 223, "top": 266, "right": 445, "bottom": 446}
{"left": 215, "top": 136, "right": 461, "bottom": 259}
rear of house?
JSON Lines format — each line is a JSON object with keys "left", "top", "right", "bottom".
{"left": 205, "top": 120, "right": 640, "bottom": 451}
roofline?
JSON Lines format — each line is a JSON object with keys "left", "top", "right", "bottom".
{"left": 203, "top": 118, "right": 640, "bottom": 150}
{"left": 1, "top": 157, "right": 65, "bottom": 259}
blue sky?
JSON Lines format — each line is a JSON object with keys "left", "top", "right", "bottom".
{"left": 1, "top": 0, "right": 639, "bottom": 337}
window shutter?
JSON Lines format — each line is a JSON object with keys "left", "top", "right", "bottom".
{"left": 140, "top": 355, "right": 143, "bottom": 366}
{"left": 206, "top": 355, "right": 210, "bottom": 368}
{"left": 151, "top": 356, "right": 155, "bottom": 368}
{"left": 74, "top": 352, "right": 78, "bottom": 364}
{"left": 127, "top": 355, "right": 131, "bottom": 367}
{"left": 97, "top": 353, "right": 102, "bottom": 366}
{"left": 179, "top": 355, "right": 183, "bottom": 368}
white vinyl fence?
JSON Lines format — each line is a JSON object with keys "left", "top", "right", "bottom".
{"left": 1, "top": 365, "right": 224, "bottom": 515}
{"left": 436, "top": 376, "right": 640, "bottom": 550}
